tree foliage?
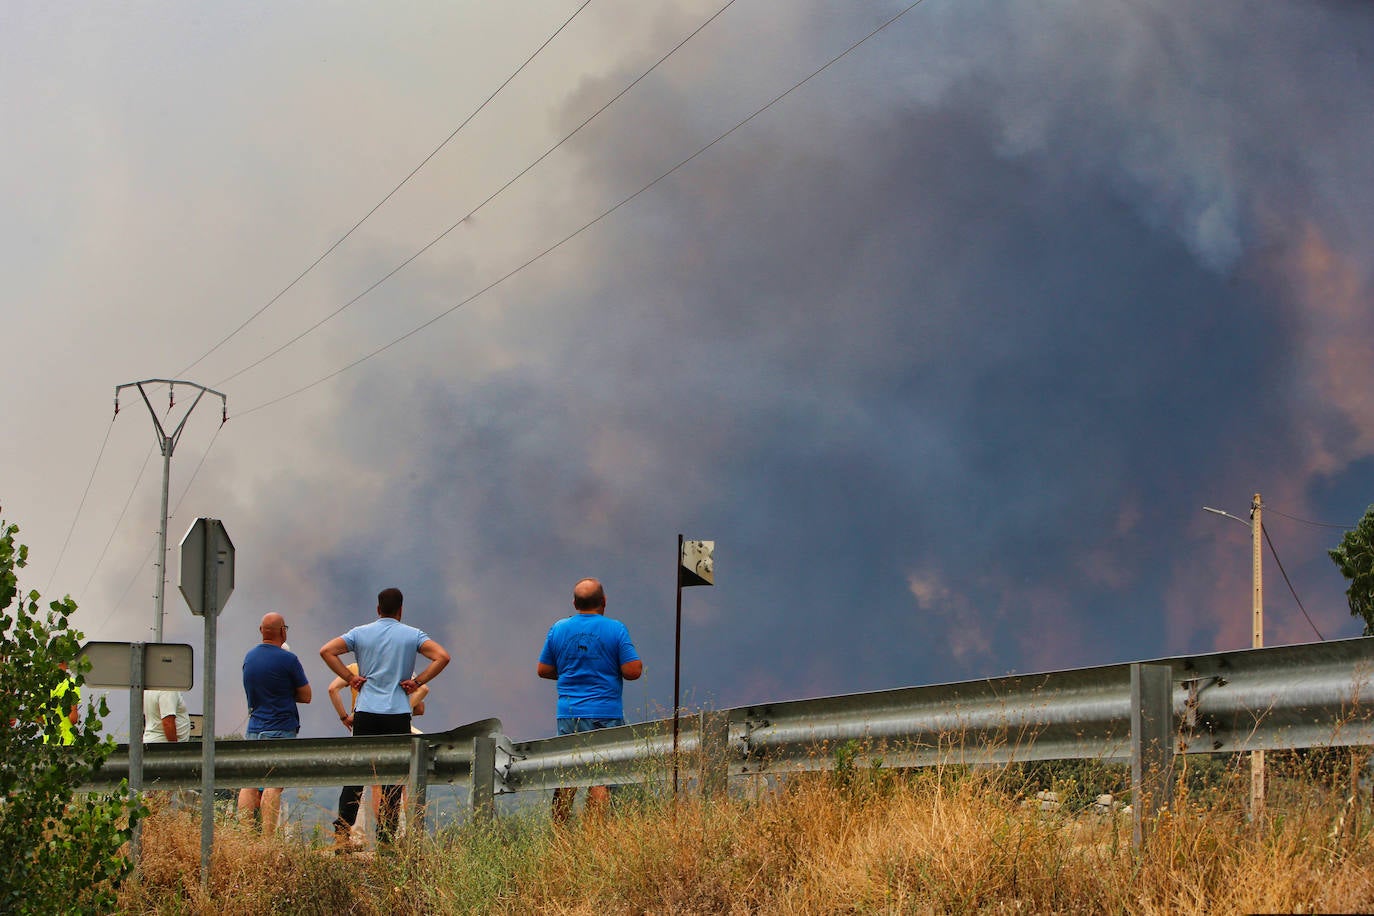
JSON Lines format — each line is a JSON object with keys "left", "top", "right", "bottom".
{"left": 0, "top": 513, "right": 144, "bottom": 914}
{"left": 1329, "top": 504, "right": 1374, "bottom": 636}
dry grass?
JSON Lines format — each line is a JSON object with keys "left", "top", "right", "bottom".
{"left": 116, "top": 757, "right": 1374, "bottom": 915}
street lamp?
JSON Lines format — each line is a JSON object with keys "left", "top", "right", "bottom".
{"left": 1203, "top": 493, "right": 1264, "bottom": 818}
{"left": 1202, "top": 506, "right": 1248, "bottom": 526}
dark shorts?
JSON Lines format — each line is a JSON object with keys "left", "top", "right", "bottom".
{"left": 557, "top": 717, "right": 625, "bottom": 736}
{"left": 348, "top": 710, "right": 413, "bottom": 843}
{"left": 352, "top": 710, "right": 412, "bottom": 737}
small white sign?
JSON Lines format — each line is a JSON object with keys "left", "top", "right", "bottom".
{"left": 681, "top": 539, "right": 715, "bottom": 587}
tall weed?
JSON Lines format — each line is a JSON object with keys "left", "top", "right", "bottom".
{"left": 118, "top": 751, "right": 1374, "bottom": 914}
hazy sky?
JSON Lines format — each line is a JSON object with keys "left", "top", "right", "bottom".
{"left": 4, "top": 1, "right": 1373, "bottom": 743}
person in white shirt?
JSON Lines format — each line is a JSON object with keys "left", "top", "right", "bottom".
{"left": 143, "top": 689, "right": 191, "bottom": 743}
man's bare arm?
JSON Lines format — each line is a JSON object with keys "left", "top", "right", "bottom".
{"left": 401, "top": 639, "right": 450, "bottom": 694}
{"left": 320, "top": 638, "right": 363, "bottom": 690}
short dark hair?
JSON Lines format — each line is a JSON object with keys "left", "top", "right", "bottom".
{"left": 377, "top": 587, "right": 404, "bottom": 617}
{"left": 573, "top": 582, "right": 605, "bottom": 611}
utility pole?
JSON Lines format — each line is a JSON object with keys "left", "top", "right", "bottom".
{"left": 114, "top": 380, "right": 227, "bottom": 642}
{"left": 1250, "top": 492, "right": 1264, "bottom": 819}
{"left": 1201, "top": 493, "right": 1266, "bottom": 820}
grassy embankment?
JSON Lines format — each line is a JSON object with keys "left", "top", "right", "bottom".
{"left": 117, "top": 749, "right": 1374, "bottom": 914}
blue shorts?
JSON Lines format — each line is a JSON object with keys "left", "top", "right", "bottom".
{"left": 557, "top": 717, "right": 625, "bottom": 736}
{"left": 247, "top": 729, "right": 297, "bottom": 740}
{"left": 245, "top": 730, "right": 295, "bottom": 793}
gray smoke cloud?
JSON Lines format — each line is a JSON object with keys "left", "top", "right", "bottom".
{"left": 5, "top": 2, "right": 1372, "bottom": 742}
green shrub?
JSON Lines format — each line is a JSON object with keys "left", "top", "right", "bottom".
{"left": 0, "top": 513, "right": 145, "bottom": 914}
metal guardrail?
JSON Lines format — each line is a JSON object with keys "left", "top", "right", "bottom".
{"left": 86, "top": 639, "right": 1374, "bottom": 838}
{"left": 83, "top": 718, "right": 503, "bottom": 824}
{"left": 734, "top": 637, "right": 1374, "bottom": 770}
{"left": 499, "top": 639, "right": 1374, "bottom": 791}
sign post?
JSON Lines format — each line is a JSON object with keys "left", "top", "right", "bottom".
{"left": 79, "top": 641, "right": 193, "bottom": 865}
{"left": 179, "top": 518, "right": 234, "bottom": 889}
{"left": 673, "top": 536, "right": 714, "bottom": 796}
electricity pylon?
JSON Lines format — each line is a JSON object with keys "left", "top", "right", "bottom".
{"left": 115, "top": 379, "right": 227, "bottom": 642}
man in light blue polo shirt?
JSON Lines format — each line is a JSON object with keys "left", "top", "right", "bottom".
{"left": 537, "top": 577, "right": 642, "bottom": 823}
{"left": 320, "top": 587, "right": 450, "bottom": 843}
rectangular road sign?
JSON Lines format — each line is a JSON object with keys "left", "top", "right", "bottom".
{"left": 80, "top": 641, "right": 194, "bottom": 690}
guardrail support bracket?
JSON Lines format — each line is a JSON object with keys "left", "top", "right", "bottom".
{"left": 408, "top": 736, "right": 431, "bottom": 836}
{"left": 700, "top": 711, "right": 730, "bottom": 800}
{"left": 470, "top": 736, "right": 496, "bottom": 822}
{"left": 1131, "top": 662, "right": 1175, "bottom": 849}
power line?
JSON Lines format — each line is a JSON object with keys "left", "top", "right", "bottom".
{"left": 177, "top": 0, "right": 596, "bottom": 378}
{"left": 214, "top": 0, "right": 739, "bottom": 389}
{"left": 235, "top": 0, "right": 929, "bottom": 416}
{"left": 99, "top": 542, "right": 155, "bottom": 637}
{"left": 1266, "top": 506, "right": 1357, "bottom": 530}
{"left": 53, "top": 382, "right": 180, "bottom": 605}
{"left": 170, "top": 423, "right": 225, "bottom": 520}
{"left": 90, "top": 424, "right": 225, "bottom": 636}
{"left": 1262, "top": 525, "right": 1325, "bottom": 641}
{"left": 45, "top": 413, "right": 117, "bottom": 595}
{"left": 80, "top": 444, "right": 156, "bottom": 599}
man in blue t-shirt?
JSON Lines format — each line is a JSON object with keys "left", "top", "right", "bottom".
{"left": 320, "top": 586, "right": 451, "bottom": 843}
{"left": 537, "top": 577, "right": 643, "bottom": 823}
{"left": 238, "top": 612, "right": 311, "bottom": 835}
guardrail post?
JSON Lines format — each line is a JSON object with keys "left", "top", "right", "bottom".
{"left": 408, "top": 736, "right": 430, "bottom": 837}
{"left": 699, "top": 711, "right": 729, "bottom": 800}
{"left": 470, "top": 736, "right": 496, "bottom": 822}
{"left": 1131, "top": 662, "right": 1175, "bottom": 848}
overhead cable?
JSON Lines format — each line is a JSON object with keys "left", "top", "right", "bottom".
{"left": 235, "top": 0, "right": 929, "bottom": 416}
{"left": 1266, "top": 506, "right": 1358, "bottom": 530}
{"left": 170, "top": 423, "right": 225, "bottom": 520}
{"left": 80, "top": 445, "right": 156, "bottom": 599}
{"left": 177, "top": 0, "right": 596, "bottom": 378}
{"left": 215, "top": 0, "right": 738, "bottom": 389}
{"left": 100, "top": 542, "right": 155, "bottom": 637}
{"left": 45, "top": 414, "right": 117, "bottom": 595}
{"left": 90, "top": 424, "right": 225, "bottom": 636}
{"left": 1262, "top": 525, "right": 1326, "bottom": 641}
